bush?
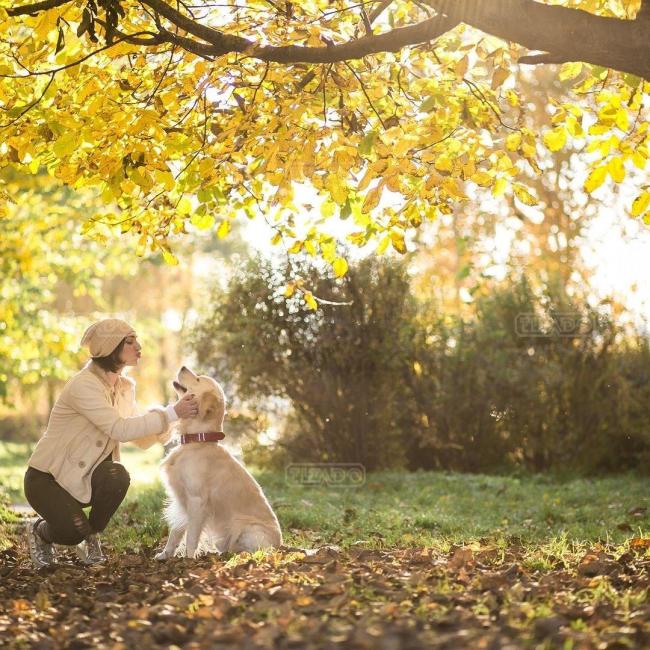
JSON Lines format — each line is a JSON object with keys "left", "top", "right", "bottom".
{"left": 406, "top": 277, "right": 650, "bottom": 473}
{"left": 189, "top": 255, "right": 417, "bottom": 470}
{"left": 190, "top": 258, "right": 650, "bottom": 475}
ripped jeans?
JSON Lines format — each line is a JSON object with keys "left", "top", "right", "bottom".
{"left": 23, "top": 458, "right": 130, "bottom": 545}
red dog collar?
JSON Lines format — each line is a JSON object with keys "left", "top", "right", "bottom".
{"left": 180, "top": 432, "right": 225, "bottom": 444}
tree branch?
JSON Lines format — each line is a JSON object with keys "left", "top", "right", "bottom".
{"left": 368, "top": 1, "right": 394, "bottom": 25}
{"left": 136, "top": 0, "right": 650, "bottom": 78}
{"left": 140, "top": 0, "right": 458, "bottom": 63}
{"left": 8, "top": 0, "right": 650, "bottom": 80}
{"left": 428, "top": 0, "right": 650, "bottom": 80}
{"left": 8, "top": 0, "right": 72, "bottom": 17}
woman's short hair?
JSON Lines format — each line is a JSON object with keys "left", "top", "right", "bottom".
{"left": 91, "top": 337, "right": 127, "bottom": 373}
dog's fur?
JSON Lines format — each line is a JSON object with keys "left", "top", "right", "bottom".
{"left": 154, "top": 366, "right": 282, "bottom": 560}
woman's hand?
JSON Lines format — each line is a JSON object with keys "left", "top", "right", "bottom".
{"left": 173, "top": 393, "right": 199, "bottom": 419}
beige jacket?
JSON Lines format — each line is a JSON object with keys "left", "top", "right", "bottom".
{"left": 28, "top": 360, "right": 170, "bottom": 503}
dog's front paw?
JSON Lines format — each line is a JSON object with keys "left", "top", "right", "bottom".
{"left": 154, "top": 550, "right": 170, "bottom": 561}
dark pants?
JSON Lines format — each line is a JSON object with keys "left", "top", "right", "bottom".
{"left": 24, "top": 458, "right": 130, "bottom": 545}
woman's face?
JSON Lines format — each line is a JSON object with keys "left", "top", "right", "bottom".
{"left": 119, "top": 334, "right": 142, "bottom": 367}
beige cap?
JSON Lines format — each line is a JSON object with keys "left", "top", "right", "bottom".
{"left": 80, "top": 318, "right": 136, "bottom": 358}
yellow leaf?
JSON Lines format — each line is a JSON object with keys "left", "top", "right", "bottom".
{"left": 332, "top": 257, "right": 348, "bottom": 278}
{"left": 155, "top": 170, "right": 175, "bottom": 191}
{"left": 425, "top": 171, "right": 444, "bottom": 190}
{"left": 505, "top": 89, "right": 519, "bottom": 107}
{"left": 615, "top": 109, "right": 629, "bottom": 132}
{"left": 162, "top": 249, "right": 179, "bottom": 265}
{"left": 376, "top": 235, "right": 391, "bottom": 254}
{"left": 390, "top": 229, "right": 407, "bottom": 254}
{"left": 607, "top": 157, "right": 625, "bottom": 183}
{"left": 632, "top": 151, "right": 647, "bottom": 170}
{"left": 434, "top": 157, "right": 453, "bottom": 173}
{"left": 321, "top": 200, "right": 336, "bottom": 218}
{"left": 512, "top": 183, "right": 538, "bottom": 206}
{"left": 136, "top": 234, "right": 148, "bottom": 257}
{"left": 304, "top": 239, "right": 317, "bottom": 256}
{"left": 491, "top": 67, "right": 510, "bottom": 90}
{"left": 584, "top": 166, "right": 608, "bottom": 193}
{"left": 216, "top": 219, "right": 231, "bottom": 238}
{"left": 442, "top": 178, "right": 466, "bottom": 200}
{"left": 190, "top": 213, "right": 215, "bottom": 230}
{"left": 471, "top": 171, "right": 493, "bottom": 187}
{"left": 304, "top": 291, "right": 318, "bottom": 310}
{"left": 505, "top": 132, "right": 521, "bottom": 152}
{"left": 327, "top": 174, "right": 348, "bottom": 205}
{"left": 283, "top": 282, "right": 296, "bottom": 298}
{"left": 558, "top": 62, "right": 583, "bottom": 81}
{"left": 177, "top": 197, "right": 192, "bottom": 215}
{"left": 631, "top": 191, "right": 650, "bottom": 217}
{"left": 361, "top": 184, "right": 382, "bottom": 214}
{"left": 492, "top": 177, "right": 507, "bottom": 197}
{"left": 454, "top": 55, "right": 468, "bottom": 78}
{"left": 566, "top": 116, "right": 584, "bottom": 138}
{"left": 543, "top": 126, "right": 567, "bottom": 152}
{"left": 52, "top": 133, "right": 78, "bottom": 158}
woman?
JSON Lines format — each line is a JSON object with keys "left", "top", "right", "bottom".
{"left": 23, "top": 318, "right": 198, "bottom": 569}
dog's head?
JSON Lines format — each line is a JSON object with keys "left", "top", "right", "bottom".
{"left": 174, "top": 365, "right": 226, "bottom": 433}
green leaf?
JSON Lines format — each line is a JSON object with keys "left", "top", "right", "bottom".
{"left": 419, "top": 95, "right": 437, "bottom": 113}
{"left": 340, "top": 198, "right": 352, "bottom": 220}
{"left": 359, "top": 131, "right": 377, "bottom": 156}
{"left": 52, "top": 133, "right": 78, "bottom": 158}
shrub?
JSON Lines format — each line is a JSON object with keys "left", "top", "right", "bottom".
{"left": 188, "top": 255, "right": 417, "bottom": 470}
{"left": 190, "top": 259, "right": 650, "bottom": 475}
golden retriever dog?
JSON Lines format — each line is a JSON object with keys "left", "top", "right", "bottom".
{"left": 154, "top": 366, "right": 282, "bottom": 560}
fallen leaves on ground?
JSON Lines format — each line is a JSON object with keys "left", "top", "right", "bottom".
{"left": 0, "top": 538, "right": 648, "bottom": 649}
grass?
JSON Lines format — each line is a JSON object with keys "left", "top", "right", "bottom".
{"left": 1, "top": 441, "right": 647, "bottom": 554}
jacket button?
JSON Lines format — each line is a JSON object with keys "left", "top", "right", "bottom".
{"left": 96, "top": 440, "right": 103, "bottom": 447}
{"left": 78, "top": 461, "right": 86, "bottom": 468}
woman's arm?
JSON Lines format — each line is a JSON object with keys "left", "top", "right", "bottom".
{"left": 129, "top": 388, "right": 177, "bottom": 449}
{"left": 68, "top": 377, "right": 170, "bottom": 443}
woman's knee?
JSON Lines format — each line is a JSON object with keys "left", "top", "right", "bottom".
{"left": 96, "top": 461, "right": 131, "bottom": 490}
{"left": 109, "top": 462, "right": 131, "bottom": 487}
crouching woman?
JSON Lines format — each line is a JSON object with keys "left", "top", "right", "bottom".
{"left": 23, "top": 318, "right": 198, "bottom": 569}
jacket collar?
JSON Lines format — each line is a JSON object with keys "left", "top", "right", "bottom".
{"left": 86, "top": 360, "right": 131, "bottom": 393}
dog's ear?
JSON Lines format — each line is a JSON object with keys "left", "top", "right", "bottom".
{"left": 199, "top": 392, "right": 222, "bottom": 420}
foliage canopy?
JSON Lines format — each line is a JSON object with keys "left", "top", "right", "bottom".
{"left": 1, "top": 1, "right": 649, "bottom": 288}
